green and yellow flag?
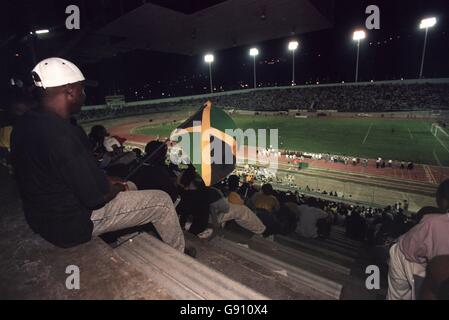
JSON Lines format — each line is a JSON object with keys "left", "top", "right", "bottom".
{"left": 171, "top": 101, "right": 237, "bottom": 186}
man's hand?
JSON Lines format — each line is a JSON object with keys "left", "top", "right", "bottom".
{"left": 103, "top": 183, "right": 127, "bottom": 204}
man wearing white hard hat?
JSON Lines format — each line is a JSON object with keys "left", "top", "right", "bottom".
{"left": 11, "top": 58, "right": 186, "bottom": 252}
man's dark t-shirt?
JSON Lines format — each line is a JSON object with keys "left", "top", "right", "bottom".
{"left": 11, "top": 111, "right": 110, "bottom": 248}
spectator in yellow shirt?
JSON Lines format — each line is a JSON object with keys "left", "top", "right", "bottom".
{"left": 250, "top": 184, "right": 280, "bottom": 214}
{"left": 227, "top": 175, "right": 244, "bottom": 205}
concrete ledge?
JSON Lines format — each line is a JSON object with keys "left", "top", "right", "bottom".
{"left": 0, "top": 168, "right": 172, "bottom": 300}
{"left": 116, "top": 233, "right": 269, "bottom": 300}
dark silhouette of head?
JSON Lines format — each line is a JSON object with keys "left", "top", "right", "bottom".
{"left": 261, "top": 183, "right": 274, "bottom": 196}
{"left": 144, "top": 140, "right": 168, "bottom": 165}
{"left": 89, "top": 125, "right": 108, "bottom": 143}
{"left": 228, "top": 175, "right": 240, "bottom": 191}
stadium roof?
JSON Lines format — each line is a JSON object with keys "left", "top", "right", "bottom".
{"left": 89, "top": 0, "right": 334, "bottom": 57}
{"left": 2, "top": 0, "right": 334, "bottom": 64}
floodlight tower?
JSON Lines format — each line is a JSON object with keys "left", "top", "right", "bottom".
{"left": 288, "top": 41, "right": 299, "bottom": 86}
{"left": 419, "top": 17, "right": 437, "bottom": 79}
{"left": 249, "top": 48, "right": 259, "bottom": 89}
{"left": 204, "top": 54, "right": 214, "bottom": 94}
{"left": 353, "top": 30, "right": 366, "bottom": 83}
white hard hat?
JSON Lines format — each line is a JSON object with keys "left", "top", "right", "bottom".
{"left": 32, "top": 57, "right": 85, "bottom": 89}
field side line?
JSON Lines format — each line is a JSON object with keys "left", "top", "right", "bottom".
{"left": 407, "top": 128, "right": 414, "bottom": 141}
{"left": 362, "top": 123, "right": 373, "bottom": 145}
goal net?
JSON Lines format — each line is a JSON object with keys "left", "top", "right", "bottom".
{"left": 431, "top": 123, "right": 449, "bottom": 153}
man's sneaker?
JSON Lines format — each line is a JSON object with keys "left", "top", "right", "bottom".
{"left": 197, "top": 228, "right": 214, "bottom": 240}
{"left": 184, "top": 222, "right": 192, "bottom": 231}
{"left": 184, "top": 246, "right": 197, "bottom": 258}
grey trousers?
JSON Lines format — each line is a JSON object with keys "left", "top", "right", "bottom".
{"left": 219, "top": 203, "right": 266, "bottom": 235}
{"left": 91, "top": 190, "right": 185, "bottom": 252}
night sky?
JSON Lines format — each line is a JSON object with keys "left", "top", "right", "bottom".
{"left": 1, "top": 0, "right": 449, "bottom": 105}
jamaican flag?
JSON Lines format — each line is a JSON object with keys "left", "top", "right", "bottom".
{"left": 171, "top": 101, "right": 237, "bottom": 186}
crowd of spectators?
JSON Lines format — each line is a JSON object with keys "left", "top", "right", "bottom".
{"left": 74, "top": 82, "right": 449, "bottom": 122}
{"left": 213, "top": 83, "right": 449, "bottom": 112}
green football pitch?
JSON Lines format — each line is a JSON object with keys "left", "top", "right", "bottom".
{"left": 132, "top": 115, "right": 449, "bottom": 166}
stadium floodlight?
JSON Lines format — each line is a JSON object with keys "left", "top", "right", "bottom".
{"left": 352, "top": 30, "right": 366, "bottom": 41}
{"left": 419, "top": 17, "right": 437, "bottom": 79}
{"left": 35, "top": 29, "right": 50, "bottom": 35}
{"left": 204, "top": 54, "right": 214, "bottom": 94}
{"left": 352, "top": 30, "right": 366, "bottom": 83}
{"left": 204, "top": 54, "right": 214, "bottom": 63}
{"left": 288, "top": 41, "right": 299, "bottom": 86}
{"left": 249, "top": 48, "right": 259, "bottom": 89}
{"left": 420, "top": 17, "right": 437, "bottom": 29}
{"left": 249, "top": 48, "right": 259, "bottom": 57}
{"left": 288, "top": 41, "right": 299, "bottom": 51}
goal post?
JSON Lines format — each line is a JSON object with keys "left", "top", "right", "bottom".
{"left": 431, "top": 123, "right": 449, "bottom": 137}
{"left": 431, "top": 122, "right": 449, "bottom": 154}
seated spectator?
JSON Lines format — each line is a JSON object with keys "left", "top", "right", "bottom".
{"left": 177, "top": 165, "right": 213, "bottom": 239}
{"left": 0, "top": 92, "right": 34, "bottom": 174}
{"left": 346, "top": 210, "right": 367, "bottom": 241}
{"left": 128, "top": 141, "right": 178, "bottom": 202}
{"left": 387, "top": 180, "right": 449, "bottom": 300}
{"left": 88, "top": 125, "right": 108, "bottom": 157}
{"left": 249, "top": 183, "right": 280, "bottom": 214}
{"left": 11, "top": 58, "right": 185, "bottom": 253}
{"left": 207, "top": 187, "right": 266, "bottom": 235}
{"left": 277, "top": 194, "right": 300, "bottom": 235}
{"left": 227, "top": 175, "right": 244, "bottom": 205}
{"left": 132, "top": 148, "right": 143, "bottom": 161}
{"left": 419, "top": 255, "right": 449, "bottom": 300}
{"left": 88, "top": 125, "right": 135, "bottom": 168}
{"left": 295, "top": 198, "right": 329, "bottom": 239}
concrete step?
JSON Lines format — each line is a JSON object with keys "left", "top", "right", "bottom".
{"left": 274, "top": 235, "right": 356, "bottom": 265}
{"left": 183, "top": 233, "right": 325, "bottom": 300}
{"left": 289, "top": 236, "right": 360, "bottom": 259}
{"left": 329, "top": 231, "right": 364, "bottom": 247}
{"left": 211, "top": 236, "right": 343, "bottom": 300}
{"left": 321, "top": 237, "right": 363, "bottom": 252}
{"left": 250, "top": 236, "right": 351, "bottom": 276}
{"left": 115, "top": 233, "right": 268, "bottom": 300}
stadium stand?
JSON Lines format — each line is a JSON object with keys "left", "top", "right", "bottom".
{"left": 1, "top": 159, "right": 390, "bottom": 299}
{"left": 77, "top": 79, "right": 449, "bottom": 122}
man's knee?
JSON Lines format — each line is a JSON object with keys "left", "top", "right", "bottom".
{"left": 140, "top": 190, "right": 173, "bottom": 207}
